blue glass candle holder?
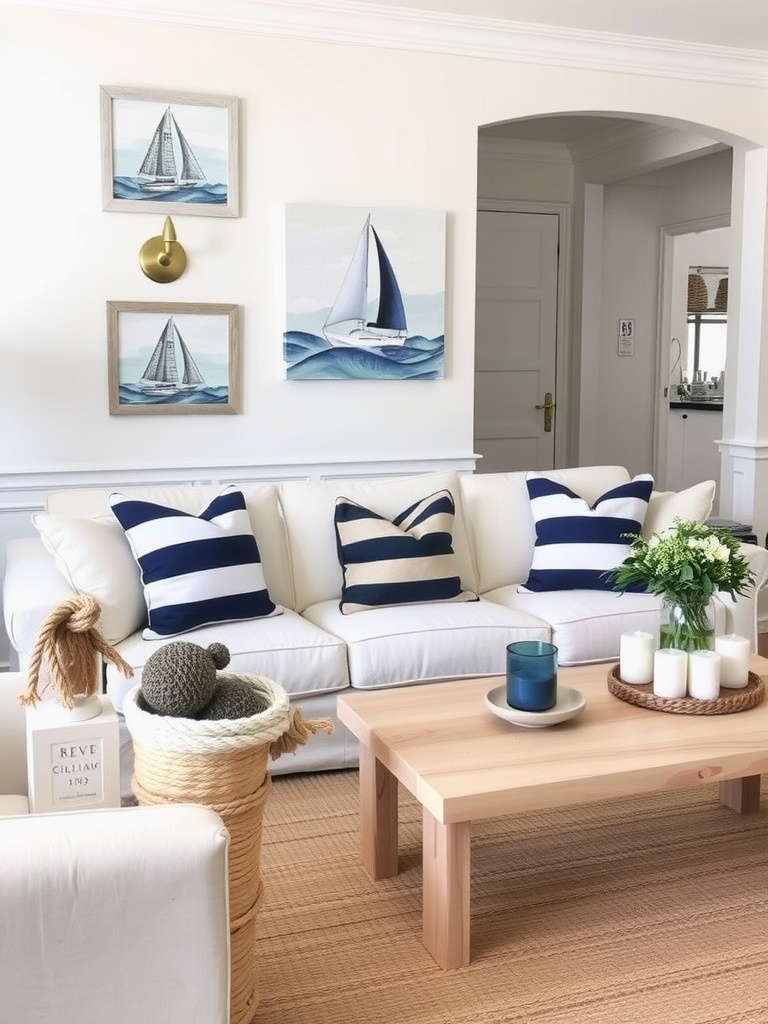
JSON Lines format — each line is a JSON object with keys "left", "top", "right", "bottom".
{"left": 506, "top": 641, "right": 558, "bottom": 712}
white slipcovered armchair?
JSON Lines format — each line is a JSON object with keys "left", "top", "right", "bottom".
{"left": 0, "top": 673, "right": 231, "bottom": 1024}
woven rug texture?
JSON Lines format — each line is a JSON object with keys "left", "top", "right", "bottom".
{"left": 255, "top": 769, "right": 768, "bottom": 1024}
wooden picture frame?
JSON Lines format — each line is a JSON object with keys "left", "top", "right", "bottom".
{"left": 107, "top": 301, "right": 240, "bottom": 415}
{"left": 100, "top": 86, "right": 240, "bottom": 217}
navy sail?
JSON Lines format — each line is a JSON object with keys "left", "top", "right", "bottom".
{"left": 323, "top": 215, "right": 408, "bottom": 348}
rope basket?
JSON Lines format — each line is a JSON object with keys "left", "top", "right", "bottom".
{"left": 123, "top": 674, "right": 332, "bottom": 1024}
{"left": 687, "top": 272, "right": 709, "bottom": 312}
{"left": 607, "top": 664, "right": 765, "bottom": 715}
{"left": 715, "top": 276, "right": 728, "bottom": 312}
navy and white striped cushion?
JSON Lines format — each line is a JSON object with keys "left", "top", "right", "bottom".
{"left": 521, "top": 473, "right": 654, "bottom": 592}
{"left": 110, "top": 486, "right": 280, "bottom": 639}
{"left": 334, "top": 489, "right": 476, "bottom": 614}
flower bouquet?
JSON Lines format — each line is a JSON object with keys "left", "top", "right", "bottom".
{"left": 607, "top": 519, "right": 755, "bottom": 651}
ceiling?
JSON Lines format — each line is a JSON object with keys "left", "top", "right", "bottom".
{"left": 480, "top": 115, "right": 635, "bottom": 145}
{"left": 355, "top": 0, "right": 768, "bottom": 51}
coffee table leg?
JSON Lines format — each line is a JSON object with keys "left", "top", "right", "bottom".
{"left": 358, "top": 744, "right": 399, "bottom": 878}
{"left": 422, "top": 809, "right": 470, "bottom": 970}
{"left": 719, "top": 775, "right": 762, "bottom": 813}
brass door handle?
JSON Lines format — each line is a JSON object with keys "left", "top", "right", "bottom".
{"left": 534, "top": 392, "right": 556, "bottom": 432}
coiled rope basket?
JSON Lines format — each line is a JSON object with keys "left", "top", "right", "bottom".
{"left": 122, "top": 674, "right": 332, "bottom": 1024}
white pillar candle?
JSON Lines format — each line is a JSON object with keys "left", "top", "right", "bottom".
{"left": 619, "top": 631, "right": 655, "bottom": 685}
{"left": 687, "top": 650, "right": 721, "bottom": 700}
{"left": 715, "top": 634, "right": 751, "bottom": 688}
{"left": 653, "top": 649, "right": 688, "bottom": 699}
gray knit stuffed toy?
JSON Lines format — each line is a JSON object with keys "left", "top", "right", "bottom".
{"left": 140, "top": 641, "right": 231, "bottom": 717}
{"left": 140, "top": 640, "right": 268, "bottom": 720}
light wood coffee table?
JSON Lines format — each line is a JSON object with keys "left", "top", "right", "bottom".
{"left": 337, "top": 657, "right": 768, "bottom": 970}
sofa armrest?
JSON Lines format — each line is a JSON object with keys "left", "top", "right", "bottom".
{"left": 3, "top": 536, "right": 77, "bottom": 666}
{"left": 0, "top": 804, "right": 231, "bottom": 1024}
{"left": 0, "top": 672, "right": 28, "bottom": 797}
{"left": 713, "top": 541, "right": 768, "bottom": 650}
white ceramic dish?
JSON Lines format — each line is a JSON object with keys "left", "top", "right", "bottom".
{"left": 484, "top": 684, "right": 586, "bottom": 728}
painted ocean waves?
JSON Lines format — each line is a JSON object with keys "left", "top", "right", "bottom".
{"left": 284, "top": 331, "right": 445, "bottom": 380}
{"left": 117, "top": 384, "right": 229, "bottom": 406}
{"left": 112, "top": 177, "right": 227, "bottom": 206}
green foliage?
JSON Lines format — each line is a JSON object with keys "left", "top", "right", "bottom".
{"left": 607, "top": 519, "right": 755, "bottom": 603}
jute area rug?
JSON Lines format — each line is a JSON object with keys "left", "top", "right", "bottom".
{"left": 256, "top": 769, "right": 768, "bottom": 1024}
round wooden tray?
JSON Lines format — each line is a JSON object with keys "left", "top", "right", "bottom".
{"left": 607, "top": 664, "right": 765, "bottom": 715}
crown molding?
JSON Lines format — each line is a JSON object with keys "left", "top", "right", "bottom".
{"left": 3, "top": 0, "right": 768, "bottom": 88}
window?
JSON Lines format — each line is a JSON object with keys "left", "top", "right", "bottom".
{"left": 683, "top": 268, "right": 727, "bottom": 389}
{"left": 685, "top": 311, "right": 727, "bottom": 384}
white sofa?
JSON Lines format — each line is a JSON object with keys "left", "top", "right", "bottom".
{"left": 5, "top": 466, "right": 768, "bottom": 792}
{"left": 0, "top": 674, "right": 231, "bottom": 1024}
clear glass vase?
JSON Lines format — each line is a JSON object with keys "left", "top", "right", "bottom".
{"left": 660, "top": 595, "right": 715, "bottom": 652}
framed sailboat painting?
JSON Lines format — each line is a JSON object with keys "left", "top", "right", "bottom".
{"left": 107, "top": 301, "right": 240, "bottom": 415}
{"left": 283, "top": 203, "right": 446, "bottom": 380}
{"left": 100, "top": 87, "right": 240, "bottom": 217}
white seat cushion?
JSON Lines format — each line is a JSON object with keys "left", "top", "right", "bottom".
{"left": 302, "top": 597, "right": 551, "bottom": 689}
{"left": 484, "top": 586, "right": 725, "bottom": 664}
{"left": 105, "top": 609, "right": 349, "bottom": 711}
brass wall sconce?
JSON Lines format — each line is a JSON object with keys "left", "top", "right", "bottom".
{"left": 139, "top": 216, "right": 187, "bottom": 283}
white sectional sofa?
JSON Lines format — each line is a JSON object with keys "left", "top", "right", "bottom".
{"left": 5, "top": 466, "right": 767, "bottom": 792}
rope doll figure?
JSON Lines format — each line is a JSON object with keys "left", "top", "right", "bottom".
{"left": 19, "top": 595, "right": 133, "bottom": 709}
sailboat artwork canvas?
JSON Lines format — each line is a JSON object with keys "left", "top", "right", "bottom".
{"left": 107, "top": 302, "right": 240, "bottom": 416}
{"left": 283, "top": 204, "right": 446, "bottom": 380}
{"left": 101, "top": 87, "right": 240, "bottom": 217}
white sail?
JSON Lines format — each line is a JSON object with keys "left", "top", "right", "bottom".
{"left": 139, "top": 318, "right": 205, "bottom": 394}
{"left": 137, "top": 108, "right": 206, "bottom": 191}
{"left": 324, "top": 216, "right": 370, "bottom": 330}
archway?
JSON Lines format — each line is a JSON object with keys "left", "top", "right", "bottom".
{"left": 474, "top": 111, "right": 768, "bottom": 546}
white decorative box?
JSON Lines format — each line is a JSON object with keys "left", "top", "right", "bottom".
{"left": 25, "top": 694, "right": 121, "bottom": 813}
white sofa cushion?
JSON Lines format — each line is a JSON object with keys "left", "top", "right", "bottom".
{"left": 643, "top": 480, "right": 716, "bottom": 537}
{"left": 32, "top": 513, "right": 146, "bottom": 645}
{"left": 104, "top": 609, "right": 349, "bottom": 712}
{"left": 302, "top": 597, "right": 550, "bottom": 689}
{"left": 522, "top": 473, "right": 654, "bottom": 592}
{"left": 484, "top": 586, "right": 726, "bottom": 665}
{"left": 459, "top": 466, "right": 631, "bottom": 594}
{"left": 280, "top": 472, "right": 478, "bottom": 612}
{"left": 110, "top": 486, "right": 281, "bottom": 639}
{"left": 334, "top": 488, "right": 476, "bottom": 613}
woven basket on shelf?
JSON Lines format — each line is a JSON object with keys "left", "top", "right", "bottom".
{"left": 687, "top": 272, "right": 709, "bottom": 311}
{"left": 122, "top": 674, "right": 332, "bottom": 1024}
{"left": 715, "top": 276, "right": 728, "bottom": 311}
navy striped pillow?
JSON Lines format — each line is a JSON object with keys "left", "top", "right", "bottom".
{"left": 521, "top": 474, "right": 654, "bottom": 592}
{"left": 110, "top": 487, "right": 280, "bottom": 639}
{"left": 334, "top": 489, "right": 476, "bottom": 614}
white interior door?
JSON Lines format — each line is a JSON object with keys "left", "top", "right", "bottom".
{"left": 474, "top": 210, "right": 560, "bottom": 472}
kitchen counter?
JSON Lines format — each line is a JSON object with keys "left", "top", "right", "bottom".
{"left": 669, "top": 399, "right": 723, "bottom": 412}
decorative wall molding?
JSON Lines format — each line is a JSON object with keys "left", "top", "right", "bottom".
{"left": 0, "top": 455, "right": 479, "bottom": 495}
{"left": 4, "top": 0, "right": 768, "bottom": 87}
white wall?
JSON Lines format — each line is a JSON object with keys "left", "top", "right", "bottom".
{"left": 3, "top": 9, "right": 767, "bottom": 478}
{"left": 2, "top": 5, "right": 768, "bottom": 666}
